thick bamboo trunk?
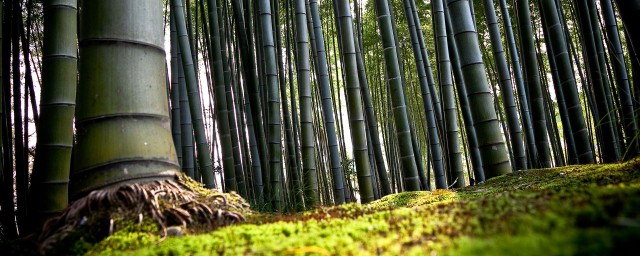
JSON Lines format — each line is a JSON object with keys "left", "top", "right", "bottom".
{"left": 72, "top": 0, "right": 179, "bottom": 197}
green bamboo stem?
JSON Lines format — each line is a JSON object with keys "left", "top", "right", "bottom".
{"left": 170, "top": 17, "right": 183, "bottom": 168}
{"left": 601, "top": 0, "right": 638, "bottom": 158}
{"left": 574, "top": 0, "right": 612, "bottom": 163}
{"left": 483, "top": 0, "right": 527, "bottom": 170}
{"left": 308, "top": 0, "right": 346, "bottom": 204}
{"left": 516, "top": 0, "right": 552, "bottom": 168}
{"left": 498, "top": 0, "right": 537, "bottom": 168}
{"left": 334, "top": 0, "right": 374, "bottom": 202}
{"left": 291, "top": 0, "right": 319, "bottom": 207}
{"left": 198, "top": 0, "right": 237, "bottom": 190}
{"left": 445, "top": 0, "right": 512, "bottom": 178}
{"left": 230, "top": 0, "right": 268, "bottom": 204}
{"left": 434, "top": 0, "right": 464, "bottom": 188}
{"left": 352, "top": 24, "right": 392, "bottom": 196}
{"left": 373, "top": 0, "right": 421, "bottom": 191}
{"left": 444, "top": 1, "right": 485, "bottom": 182}
{"left": 29, "top": 0, "right": 77, "bottom": 227}
{"left": 256, "top": 0, "right": 284, "bottom": 210}
{"left": 171, "top": 0, "right": 218, "bottom": 188}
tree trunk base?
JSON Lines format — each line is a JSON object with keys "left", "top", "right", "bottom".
{"left": 36, "top": 174, "right": 250, "bottom": 254}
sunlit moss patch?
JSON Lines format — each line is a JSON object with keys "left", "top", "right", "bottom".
{"left": 63, "top": 157, "right": 640, "bottom": 254}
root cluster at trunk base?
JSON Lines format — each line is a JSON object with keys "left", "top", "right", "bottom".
{"left": 37, "top": 173, "right": 251, "bottom": 254}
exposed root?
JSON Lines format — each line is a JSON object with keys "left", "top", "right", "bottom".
{"left": 37, "top": 174, "right": 250, "bottom": 253}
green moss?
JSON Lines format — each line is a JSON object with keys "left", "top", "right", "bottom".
{"left": 74, "top": 157, "right": 640, "bottom": 255}
{"left": 87, "top": 231, "right": 159, "bottom": 255}
{"left": 450, "top": 232, "right": 575, "bottom": 256}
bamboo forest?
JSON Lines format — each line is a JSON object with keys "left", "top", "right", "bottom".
{"left": 0, "top": 0, "right": 639, "bottom": 254}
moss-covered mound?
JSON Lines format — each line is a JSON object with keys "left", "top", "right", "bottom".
{"left": 86, "top": 158, "right": 640, "bottom": 255}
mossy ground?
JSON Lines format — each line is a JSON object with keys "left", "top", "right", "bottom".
{"left": 5, "top": 158, "right": 640, "bottom": 255}
{"left": 87, "top": 158, "right": 640, "bottom": 255}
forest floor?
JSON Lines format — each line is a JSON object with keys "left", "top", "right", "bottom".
{"left": 86, "top": 157, "right": 640, "bottom": 255}
{"left": 4, "top": 157, "right": 640, "bottom": 255}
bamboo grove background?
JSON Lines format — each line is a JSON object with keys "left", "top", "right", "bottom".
{"left": 0, "top": 0, "right": 639, "bottom": 239}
